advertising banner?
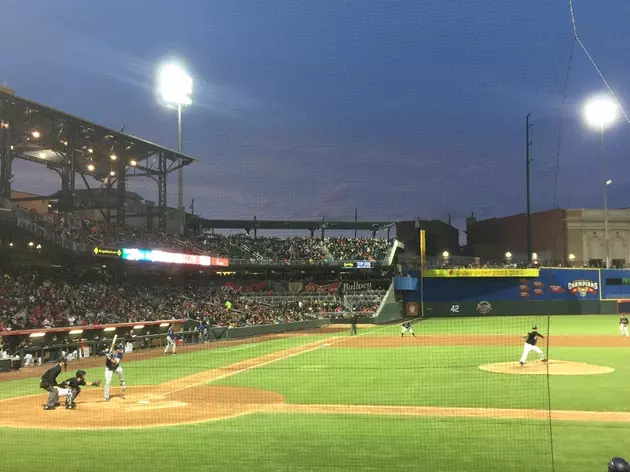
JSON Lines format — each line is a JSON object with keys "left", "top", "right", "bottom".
{"left": 93, "top": 247, "right": 122, "bottom": 257}
{"left": 424, "top": 268, "right": 539, "bottom": 278}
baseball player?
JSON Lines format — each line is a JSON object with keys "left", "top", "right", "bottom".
{"left": 519, "top": 326, "right": 547, "bottom": 365}
{"left": 164, "top": 323, "right": 177, "bottom": 355}
{"left": 620, "top": 315, "right": 629, "bottom": 337}
{"left": 40, "top": 358, "right": 67, "bottom": 410}
{"left": 401, "top": 321, "right": 416, "bottom": 337}
{"left": 57, "top": 370, "right": 101, "bottom": 409}
{"left": 104, "top": 345, "right": 126, "bottom": 402}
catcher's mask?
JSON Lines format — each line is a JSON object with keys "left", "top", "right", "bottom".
{"left": 76, "top": 370, "right": 86, "bottom": 379}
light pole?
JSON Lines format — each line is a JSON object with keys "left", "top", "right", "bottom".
{"left": 158, "top": 62, "right": 193, "bottom": 235}
{"left": 584, "top": 97, "right": 618, "bottom": 269}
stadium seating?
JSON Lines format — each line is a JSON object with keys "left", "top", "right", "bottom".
{"left": 0, "top": 271, "right": 385, "bottom": 331}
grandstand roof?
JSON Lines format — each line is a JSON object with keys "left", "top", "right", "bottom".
{"left": 0, "top": 87, "right": 196, "bottom": 180}
{"left": 196, "top": 218, "right": 395, "bottom": 232}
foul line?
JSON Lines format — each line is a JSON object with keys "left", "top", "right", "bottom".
{"left": 161, "top": 319, "right": 413, "bottom": 397}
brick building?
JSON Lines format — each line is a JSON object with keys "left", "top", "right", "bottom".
{"left": 467, "top": 208, "right": 630, "bottom": 266}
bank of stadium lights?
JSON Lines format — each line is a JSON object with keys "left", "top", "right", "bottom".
{"left": 157, "top": 60, "right": 192, "bottom": 235}
{"left": 583, "top": 96, "right": 618, "bottom": 270}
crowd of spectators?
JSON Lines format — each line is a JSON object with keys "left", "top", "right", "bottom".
{"left": 0, "top": 271, "right": 384, "bottom": 332}
{"left": 11, "top": 206, "right": 395, "bottom": 262}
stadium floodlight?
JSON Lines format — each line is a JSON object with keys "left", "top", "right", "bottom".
{"left": 583, "top": 96, "right": 618, "bottom": 269}
{"left": 532, "top": 252, "right": 538, "bottom": 260}
{"left": 157, "top": 61, "right": 193, "bottom": 236}
{"left": 505, "top": 251, "right": 512, "bottom": 259}
{"left": 28, "top": 241, "right": 34, "bottom": 247}
{"left": 31, "top": 130, "right": 40, "bottom": 138}
{"left": 568, "top": 253, "right": 576, "bottom": 260}
{"left": 158, "top": 62, "right": 193, "bottom": 106}
{"left": 130, "top": 159, "right": 137, "bottom": 167}
{"left": 607, "top": 179, "right": 612, "bottom": 185}
{"left": 442, "top": 251, "right": 449, "bottom": 258}
{"left": 584, "top": 97, "right": 618, "bottom": 131}
{"left": 87, "top": 163, "right": 95, "bottom": 172}
{"left": 110, "top": 170, "right": 116, "bottom": 177}
{"left": 110, "top": 154, "right": 117, "bottom": 161}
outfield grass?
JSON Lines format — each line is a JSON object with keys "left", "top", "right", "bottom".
{"left": 0, "top": 314, "right": 627, "bottom": 472}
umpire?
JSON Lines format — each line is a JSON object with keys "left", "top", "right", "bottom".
{"left": 350, "top": 314, "right": 358, "bottom": 336}
{"left": 40, "top": 358, "right": 67, "bottom": 410}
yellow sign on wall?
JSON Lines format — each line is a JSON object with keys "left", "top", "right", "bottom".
{"left": 423, "top": 268, "right": 539, "bottom": 278}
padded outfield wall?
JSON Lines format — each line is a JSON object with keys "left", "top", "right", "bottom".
{"left": 417, "top": 268, "right": 630, "bottom": 317}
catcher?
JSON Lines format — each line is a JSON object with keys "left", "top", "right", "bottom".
{"left": 57, "top": 370, "right": 101, "bottom": 410}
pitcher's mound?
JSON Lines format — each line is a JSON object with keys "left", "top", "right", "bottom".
{"left": 479, "top": 360, "right": 614, "bottom": 376}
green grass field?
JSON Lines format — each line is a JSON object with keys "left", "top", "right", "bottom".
{"left": 0, "top": 315, "right": 627, "bottom": 472}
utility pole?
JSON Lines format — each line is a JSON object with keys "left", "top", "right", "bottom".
{"left": 354, "top": 208, "right": 358, "bottom": 238}
{"left": 526, "top": 113, "right": 533, "bottom": 265}
{"left": 190, "top": 198, "right": 195, "bottom": 215}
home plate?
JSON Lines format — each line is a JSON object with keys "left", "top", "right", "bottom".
{"left": 138, "top": 400, "right": 150, "bottom": 404}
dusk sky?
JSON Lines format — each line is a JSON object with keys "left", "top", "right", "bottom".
{"left": 2, "top": 1, "right": 630, "bottom": 234}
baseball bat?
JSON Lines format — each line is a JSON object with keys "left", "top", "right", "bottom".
{"left": 108, "top": 334, "right": 118, "bottom": 354}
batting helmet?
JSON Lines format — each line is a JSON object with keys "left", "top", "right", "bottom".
{"left": 609, "top": 458, "right": 630, "bottom": 472}
{"left": 76, "top": 370, "right": 86, "bottom": 378}
{"left": 115, "top": 345, "right": 123, "bottom": 350}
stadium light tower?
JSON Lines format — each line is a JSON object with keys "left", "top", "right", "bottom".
{"left": 158, "top": 61, "right": 193, "bottom": 235}
{"left": 583, "top": 96, "right": 619, "bottom": 269}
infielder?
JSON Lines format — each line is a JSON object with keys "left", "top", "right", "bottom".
{"left": 40, "top": 358, "right": 67, "bottom": 410}
{"left": 519, "top": 326, "right": 547, "bottom": 365}
{"left": 164, "top": 324, "right": 177, "bottom": 355}
{"left": 57, "top": 370, "right": 101, "bottom": 409}
{"left": 104, "top": 345, "right": 126, "bottom": 401}
{"left": 401, "top": 321, "right": 416, "bottom": 337}
{"left": 620, "top": 315, "right": 629, "bottom": 337}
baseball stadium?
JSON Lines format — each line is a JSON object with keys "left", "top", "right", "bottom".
{"left": 3, "top": 2, "right": 630, "bottom": 471}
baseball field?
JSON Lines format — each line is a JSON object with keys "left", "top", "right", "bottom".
{"left": 0, "top": 315, "right": 628, "bottom": 472}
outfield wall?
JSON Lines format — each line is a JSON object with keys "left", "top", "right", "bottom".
{"left": 419, "top": 268, "right": 621, "bottom": 317}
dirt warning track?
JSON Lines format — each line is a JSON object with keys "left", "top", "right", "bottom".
{"left": 334, "top": 334, "right": 630, "bottom": 348}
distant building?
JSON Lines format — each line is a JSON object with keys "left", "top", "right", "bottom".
{"left": 396, "top": 219, "right": 460, "bottom": 257}
{"left": 466, "top": 208, "right": 630, "bottom": 266}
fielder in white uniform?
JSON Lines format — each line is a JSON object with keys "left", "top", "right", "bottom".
{"left": 620, "top": 316, "right": 629, "bottom": 337}
{"left": 401, "top": 321, "right": 416, "bottom": 337}
{"left": 519, "top": 326, "right": 547, "bottom": 365}
{"left": 104, "top": 345, "right": 126, "bottom": 401}
{"left": 164, "top": 324, "right": 177, "bottom": 355}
